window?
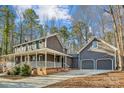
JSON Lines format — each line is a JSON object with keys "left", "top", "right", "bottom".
{"left": 92, "top": 41, "right": 98, "bottom": 48}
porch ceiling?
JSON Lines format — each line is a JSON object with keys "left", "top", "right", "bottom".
{"left": 1, "top": 48, "right": 72, "bottom": 57}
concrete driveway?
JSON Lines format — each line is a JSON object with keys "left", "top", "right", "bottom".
{"left": 0, "top": 70, "right": 111, "bottom": 88}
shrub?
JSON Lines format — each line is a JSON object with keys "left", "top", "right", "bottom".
{"left": 20, "top": 64, "right": 31, "bottom": 76}
{"left": 7, "top": 69, "right": 14, "bottom": 75}
{"left": 13, "top": 65, "right": 21, "bottom": 75}
{"left": 7, "top": 63, "right": 31, "bottom": 76}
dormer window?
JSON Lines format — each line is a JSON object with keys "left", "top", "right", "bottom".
{"left": 92, "top": 41, "right": 98, "bottom": 48}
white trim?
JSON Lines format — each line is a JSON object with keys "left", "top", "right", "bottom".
{"left": 78, "top": 37, "right": 95, "bottom": 53}
{"left": 45, "top": 37, "right": 47, "bottom": 48}
{"left": 99, "top": 39, "right": 118, "bottom": 51}
{"left": 14, "top": 54, "right": 15, "bottom": 64}
{"left": 45, "top": 51, "right": 47, "bottom": 68}
{"left": 28, "top": 54, "right": 29, "bottom": 64}
{"left": 1, "top": 48, "right": 72, "bottom": 57}
{"left": 78, "top": 37, "right": 118, "bottom": 54}
{"left": 21, "top": 54, "right": 22, "bottom": 63}
{"left": 13, "top": 33, "right": 58, "bottom": 48}
{"left": 54, "top": 53, "right": 56, "bottom": 68}
{"left": 96, "top": 58, "right": 113, "bottom": 70}
{"left": 36, "top": 52, "right": 37, "bottom": 68}
{"left": 114, "top": 50, "right": 117, "bottom": 70}
{"left": 88, "top": 48, "right": 115, "bottom": 56}
{"left": 56, "top": 35, "right": 65, "bottom": 49}
{"left": 13, "top": 33, "right": 66, "bottom": 51}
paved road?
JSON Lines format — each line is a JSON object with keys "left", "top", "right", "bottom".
{"left": 0, "top": 70, "right": 111, "bottom": 88}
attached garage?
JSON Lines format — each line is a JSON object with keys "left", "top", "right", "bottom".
{"left": 78, "top": 37, "right": 117, "bottom": 70}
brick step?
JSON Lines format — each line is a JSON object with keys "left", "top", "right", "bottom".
{"left": 31, "top": 67, "right": 70, "bottom": 76}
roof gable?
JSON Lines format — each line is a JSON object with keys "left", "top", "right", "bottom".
{"left": 13, "top": 33, "right": 65, "bottom": 48}
{"left": 78, "top": 37, "right": 117, "bottom": 54}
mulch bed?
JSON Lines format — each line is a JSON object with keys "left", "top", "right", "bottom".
{"left": 45, "top": 71, "right": 124, "bottom": 88}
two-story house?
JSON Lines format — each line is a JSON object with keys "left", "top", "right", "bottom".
{"left": 1, "top": 33, "right": 72, "bottom": 71}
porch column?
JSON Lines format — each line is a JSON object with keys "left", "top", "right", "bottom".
{"left": 25, "top": 55, "right": 27, "bottom": 62}
{"left": 45, "top": 51, "right": 47, "bottom": 68}
{"left": 66, "top": 56, "right": 67, "bottom": 68}
{"left": 59, "top": 55, "right": 62, "bottom": 68}
{"left": 60, "top": 56, "right": 62, "bottom": 68}
{"left": 14, "top": 54, "right": 15, "bottom": 65}
{"left": 21, "top": 54, "right": 22, "bottom": 64}
{"left": 64, "top": 56, "right": 67, "bottom": 68}
{"left": 36, "top": 52, "right": 38, "bottom": 68}
{"left": 54, "top": 53, "right": 56, "bottom": 68}
{"left": 62, "top": 55, "right": 64, "bottom": 68}
{"left": 28, "top": 54, "right": 29, "bottom": 64}
{"left": 112, "top": 59, "right": 114, "bottom": 70}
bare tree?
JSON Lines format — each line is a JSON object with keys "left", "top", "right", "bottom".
{"left": 109, "top": 5, "right": 124, "bottom": 71}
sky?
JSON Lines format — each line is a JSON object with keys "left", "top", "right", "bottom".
{"left": 13, "top": 5, "right": 73, "bottom": 26}
{"left": 6, "top": 5, "right": 112, "bottom": 36}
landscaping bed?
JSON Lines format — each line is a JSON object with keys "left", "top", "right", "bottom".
{"left": 46, "top": 67, "right": 71, "bottom": 74}
{"left": 45, "top": 71, "right": 124, "bottom": 88}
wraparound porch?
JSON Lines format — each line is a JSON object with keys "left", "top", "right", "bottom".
{"left": 1, "top": 48, "right": 70, "bottom": 71}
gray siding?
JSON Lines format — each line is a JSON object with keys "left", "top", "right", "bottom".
{"left": 47, "top": 36, "right": 64, "bottom": 53}
{"left": 72, "top": 57, "right": 78, "bottom": 68}
{"left": 79, "top": 40, "right": 115, "bottom": 69}
{"left": 67, "top": 54, "right": 78, "bottom": 68}
{"left": 67, "top": 57, "right": 78, "bottom": 68}
{"left": 67, "top": 57, "right": 72, "bottom": 67}
{"left": 80, "top": 42, "right": 114, "bottom": 60}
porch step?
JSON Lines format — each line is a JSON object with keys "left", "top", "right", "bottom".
{"left": 31, "top": 68, "right": 71, "bottom": 76}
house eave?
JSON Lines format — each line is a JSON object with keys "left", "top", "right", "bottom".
{"left": 78, "top": 37, "right": 118, "bottom": 54}
{"left": 1, "top": 48, "right": 72, "bottom": 58}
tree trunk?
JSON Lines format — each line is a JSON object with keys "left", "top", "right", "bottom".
{"left": 4, "top": 10, "right": 9, "bottom": 55}
{"left": 30, "top": 22, "right": 33, "bottom": 40}
{"left": 20, "top": 23, "right": 23, "bottom": 44}
{"left": 109, "top": 5, "right": 124, "bottom": 71}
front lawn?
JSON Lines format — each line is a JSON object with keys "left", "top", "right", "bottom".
{"left": 45, "top": 71, "right": 124, "bottom": 88}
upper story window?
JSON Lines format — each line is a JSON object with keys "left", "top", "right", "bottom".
{"left": 91, "top": 41, "right": 98, "bottom": 48}
{"left": 14, "top": 39, "right": 46, "bottom": 53}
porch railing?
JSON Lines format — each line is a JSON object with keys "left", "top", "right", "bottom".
{"left": 5, "top": 61, "right": 62, "bottom": 69}
{"left": 29, "top": 61, "right": 62, "bottom": 68}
